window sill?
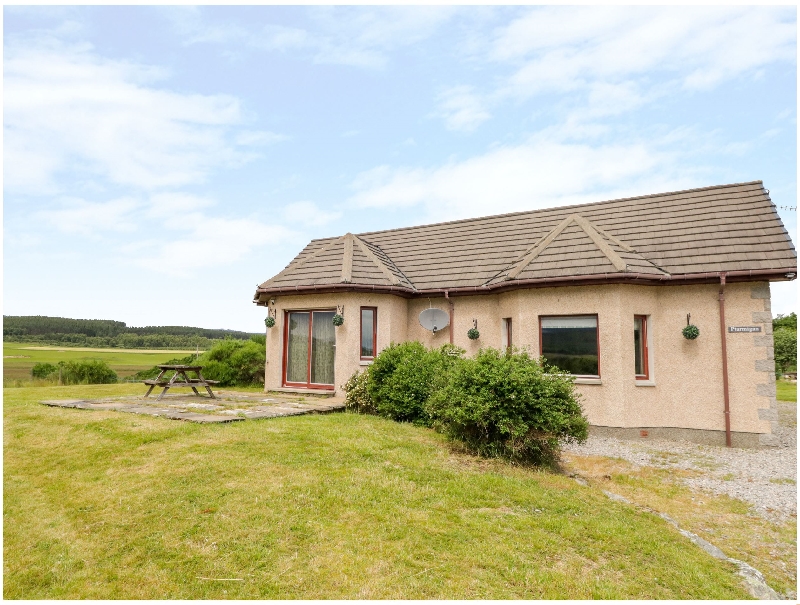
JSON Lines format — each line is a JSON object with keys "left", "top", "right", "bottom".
{"left": 574, "top": 378, "right": 602, "bottom": 385}
{"left": 359, "top": 360, "right": 373, "bottom": 366}
{"left": 635, "top": 380, "right": 656, "bottom": 387}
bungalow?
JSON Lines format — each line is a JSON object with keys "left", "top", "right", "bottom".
{"left": 254, "top": 181, "right": 797, "bottom": 447}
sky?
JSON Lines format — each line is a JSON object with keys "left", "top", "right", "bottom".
{"left": 4, "top": 5, "right": 797, "bottom": 332}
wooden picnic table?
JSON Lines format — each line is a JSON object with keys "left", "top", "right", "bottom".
{"left": 143, "top": 365, "right": 219, "bottom": 401}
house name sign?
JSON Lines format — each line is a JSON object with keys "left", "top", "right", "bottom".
{"left": 727, "top": 326, "right": 762, "bottom": 333}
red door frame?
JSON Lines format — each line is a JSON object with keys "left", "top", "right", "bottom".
{"left": 282, "top": 309, "right": 336, "bottom": 390}
{"left": 634, "top": 315, "right": 649, "bottom": 380}
{"left": 360, "top": 306, "right": 377, "bottom": 360}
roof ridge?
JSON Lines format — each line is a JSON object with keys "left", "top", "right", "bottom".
{"left": 341, "top": 233, "right": 354, "bottom": 283}
{"left": 572, "top": 215, "right": 627, "bottom": 272}
{"left": 353, "top": 181, "right": 765, "bottom": 239}
{"left": 504, "top": 215, "right": 576, "bottom": 280}
{"left": 353, "top": 235, "right": 414, "bottom": 288}
{"left": 259, "top": 236, "right": 343, "bottom": 288}
{"left": 493, "top": 214, "right": 669, "bottom": 284}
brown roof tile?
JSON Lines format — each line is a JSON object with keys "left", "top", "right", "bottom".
{"left": 256, "top": 181, "right": 796, "bottom": 296}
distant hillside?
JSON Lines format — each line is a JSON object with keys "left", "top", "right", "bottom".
{"left": 3, "top": 315, "right": 258, "bottom": 349}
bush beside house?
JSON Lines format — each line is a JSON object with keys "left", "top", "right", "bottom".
{"left": 427, "top": 348, "right": 588, "bottom": 466}
{"left": 343, "top": 342, "right": 588, "bottom": 466}
{"left": 365, "top": 342, "right": 463, "bottom": 425}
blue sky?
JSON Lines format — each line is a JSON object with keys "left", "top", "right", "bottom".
{"left": 4, "top": 6, "right": 797, "bottom": 332}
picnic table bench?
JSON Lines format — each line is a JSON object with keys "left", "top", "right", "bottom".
{"left": 143, "top": 365, "right": 219, "bottom": 401}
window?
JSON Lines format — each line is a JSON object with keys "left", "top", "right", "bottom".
{"left": 634, "top": 315, "right": 649, "bottom": 380}
{"left": 360, "top": 307, "right": 377, "bottom": 359}
{"left": 539, "top": 315, "right": 599, "bottom": 377}
{"left": 502, "top": 318, "right": 512, "bottom": 350}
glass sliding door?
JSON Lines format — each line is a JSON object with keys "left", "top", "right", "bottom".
{"left": 286, "top": 312, "right": 310, "bottom": 384}
{"left": 310, "top": 311, "right": 335, "bottom": 385}
{"left": 284, "top": 310, "right": 336, "bottom": 389}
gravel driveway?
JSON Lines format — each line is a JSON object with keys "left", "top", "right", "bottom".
{"left": 564, "top": 401, "right": 797, "bottom": 523}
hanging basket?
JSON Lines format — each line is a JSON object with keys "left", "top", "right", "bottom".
{"left": 332, "top": 314, "right": 344, "bottom": 326}
{"left": 264, "top": 316, "right": 275, "bottom": 328}
{"left": 682, "top": 324, "right": 699, "bottom": 340}
{"left": 467, "top": 328, "right": 480, "bottom": 340}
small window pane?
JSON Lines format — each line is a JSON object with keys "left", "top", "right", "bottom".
{"left": 634, "top": 317, "right": 645, "bottom": 377}
{"left": 361, "top": 308, "right": 375, "bottom": 358}
{"left": 541, "top": 315, "right": 598, "bottom": 376}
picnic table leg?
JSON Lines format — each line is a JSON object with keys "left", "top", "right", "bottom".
{"left": 144, "top": 369, "right": 167, "bottom": 398}
{"left": 197, "top": 370, "right": 216, "bottom": 399}
{"left": 156, "top": 371, "right": 180, "bottom": 401}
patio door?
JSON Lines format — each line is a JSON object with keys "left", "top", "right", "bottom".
{"left": 283, "top": 310, "right": 336, "bottom": 389}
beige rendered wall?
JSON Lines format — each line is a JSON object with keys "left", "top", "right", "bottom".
{"left": 262, "top": 281, "right": 776, "bottom": 443}
{"left": 263, "top": 292, "right": 408, "bottom": 392}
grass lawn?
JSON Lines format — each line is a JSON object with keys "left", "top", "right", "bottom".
{"left": 562, "top": 454, "right": 797, "bottom": 597}
{"left": 3, "top": 341, "right": 200, "bottom": 384}
{"left": 3, "top": 384, "right": 753, "bottom": 599}
{"left": 776, "top": 379, "right": 796, "bottom": 402}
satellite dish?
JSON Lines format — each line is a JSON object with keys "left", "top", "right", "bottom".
{"left": 419, "top": 308, "right": 450, "bottom": 333}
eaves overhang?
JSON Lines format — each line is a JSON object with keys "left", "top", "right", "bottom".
{"left": 252, "top": 267, "right": 796, "bottom": 305}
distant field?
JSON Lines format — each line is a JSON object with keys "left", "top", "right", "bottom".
{"left": 3, "top": 342, "right": 201, "bottom": 382}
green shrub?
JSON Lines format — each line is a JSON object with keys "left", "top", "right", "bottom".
{"left": 130, "top": 355, "right": 196, "bottom": 380}
{"left": 367, "top": 342, "right": 463, "bottom": 426}
{"left": 60, "top": 360, "right": 118, "bottom": 385}
{"left": 194, "top": 339, "right": 265, "bottom": 386}
{"left": 31, "top": 362, "right": 58, "bottom": 379}
{"left": 198, "top": 359, "right": 238, "bottom": 386}
{"left": 250, "top": 334, "right": 266, "bottom": 346}
{"left": 773, "top": 312, "right": 797, "bottom": 332}
{"left": 426, "top": 347, "right": 588, "bottom": 467}
{"left": 129, "top": 338, "right": 265, "bottom": 387}
{"left": 774, "top": 328, "right": 797, "bottom": 375}
{"left": 342, "top": 369, "right": 376, "bottom": 414}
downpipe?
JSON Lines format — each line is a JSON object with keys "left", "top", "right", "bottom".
{"left": 719, "top": 273, "right": 732, "bottom": 447}
{"left": 444, "top": 290, "right": 454, "bottom": 345}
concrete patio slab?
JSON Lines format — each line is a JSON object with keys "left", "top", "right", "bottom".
{"left": 41, "top": 390, "right": 345, "bottom": 424}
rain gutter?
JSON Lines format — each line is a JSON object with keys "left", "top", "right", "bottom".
{"left": 253, "top": 268, "right": 796, "bottom": 303}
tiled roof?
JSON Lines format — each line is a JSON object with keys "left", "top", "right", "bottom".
{"left": 256, "top": 181, "right": 796, "bottom": 298}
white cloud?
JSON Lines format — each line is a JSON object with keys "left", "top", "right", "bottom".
{"left": 39, "top": 197, "right": 142, "bottom": 234}
{"left": 164, "top": 6, "right": 456, "bottom": 70}
{"left": 491, "top": 6, "right": 795, "bottom": 99}
{"left": 281, "top": 201, "right": 342, "bottom": 227}
{"left": 4, "top": 37, "right": 285, "bottom": 195}
{"left": 235, "top": 130, "right": 289, "bottom": 146}
{"left": 130, "top": 215, "right": 296, "bottom": 275}
{"left": 434, "top": 85, "right": 491, "bottom": 132}
{"left": 348, "top": 137, "right": 700, "bottom": 221}
{"left": 144, "top": 192, "right": 216, "bottom": 219}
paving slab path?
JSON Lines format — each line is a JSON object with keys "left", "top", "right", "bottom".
{"left": 41, "top": 389, "right": 345, "bottom": 423}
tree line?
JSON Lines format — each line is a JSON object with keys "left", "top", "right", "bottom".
{"left": 3, "top": 315, "right": 258, "bottom": 349}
